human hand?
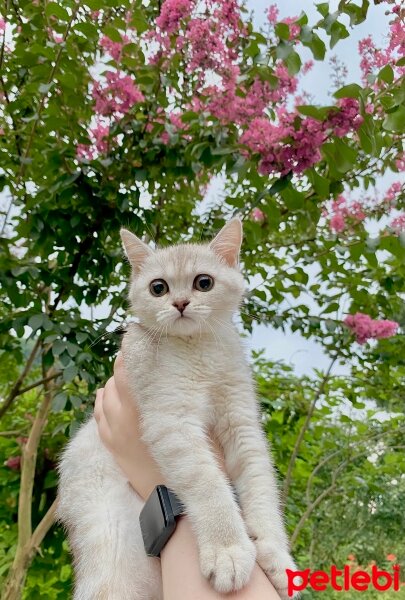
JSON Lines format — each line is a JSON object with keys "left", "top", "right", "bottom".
{"left": 94, "top": 352, "right": 164, "bottom": 500}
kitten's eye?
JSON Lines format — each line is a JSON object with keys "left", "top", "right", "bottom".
{"left": 150, "top": 279, "right": 169, "bottom": 297}
{"left": 193, "top": 274, "right": 214, "bottom": 292}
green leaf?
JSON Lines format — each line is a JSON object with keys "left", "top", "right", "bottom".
{"left": 275, "top": 23, "right": 290, "bottom": 41}
{"left": 52, "top": 392, "right": 67, "bottom": 412}
{"left": 297, "top": 105, "right": 331, "bottom": 120}
{"left": 102, "top": 26, "right": 122, "bottom": 43}
{"left": 267, "top": 173, "right": 293, "bottom": 196}
{"left": 276, "top": 41, "right": 293, "bottom": 60}
{"left": 322, "top": 140, "right": 358, "bottom": 173}
{"left": 316, "top": 3, "right": 329, "bottom": 17}
{"left": 330, "top": 21, "right": 349, "bottom": 49}
{"left": 305, "top": 33, "right": 326, "bottom": 60}
{"left": 74, "top": 22, "right": 99, "bottom": 40}
{"left": 45, "top": 2, "right": 69, "bottom": 20}
{"left": 378, "top": 64, "right": 394, "bottom": 84}
{"left": 285, "top": 51, "right": 302, "bottom": 75}
{"left": 28, "top": 314, "right": 44, "bottom": 332}
{"left": 63, "top": 365, "right": 78, "bottom": 383}
{"left": 334, "top": 84, "right": 362, "bottom": 99}
{"left": 382, "top": 106, "right": 405, "bottom": 132}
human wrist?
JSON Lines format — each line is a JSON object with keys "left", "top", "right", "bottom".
{"left": 117, "top": 454, "right": 165, "bottom": 501}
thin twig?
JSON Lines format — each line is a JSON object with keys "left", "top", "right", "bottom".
{"left": 283, "top": 355, "right": 337, "bottom": 501}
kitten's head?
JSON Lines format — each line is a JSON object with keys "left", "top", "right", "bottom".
{"left": 120, "top": 219, "right": 245, "bottom": 336}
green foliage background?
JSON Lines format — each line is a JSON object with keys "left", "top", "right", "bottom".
{"left": 0, "top": 0, "right": 404, "bottom": 598}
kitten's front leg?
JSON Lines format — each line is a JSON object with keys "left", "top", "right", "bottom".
{"left": 214, "top": 380, "right": 298, "bottom": 599}
{"left": 140, "top": 395, "right": 256, "bottom": 594}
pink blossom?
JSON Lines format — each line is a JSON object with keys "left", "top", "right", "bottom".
{"left": 161, "top": 131, "right": 170, "bottom": 144}
{"left": 326, "top": 98, "right": 363, "bottom": 138}
{"left": 384, "top": 181, "right": 402, "bottom": 206}
{"left": 156, "top": 0, "right": 192, "bottom": 34}
{"left": 266, "top": 4, "right": 279, "bottom": 25}
{"left": 358, "top": 10, "right": 405, "bottom": 86}
{"left": 344, "top": 313, "right": 399, "bottom": 344}
{"left": 91, "top": 123, "right": 110, "bottom": 153}
{"left": 302, "top": 60, "right": 314, "bottom": 74}
{"left": 329, "top": 213, "right": 346, "bottom": 233}
{"left": 328, "top": 195, "right": 366, "bottom": 233}
{"left": 76, "top": 144, "right": 95, "bottom": 161}
{"left": 251, "top": 207, "right": 265, "bottom": 222}
{"left": 100, "top": 34, "right": 129, "bottom": 62}
{"left": 186, "top": 18, "right": 225, "bottom": 72}
{"left": 241, "top": 112, "right": 326, "bottom": 176}
{"left": 202, "top": 64, "right": 297, "bottom": 126}
{"left": 92, "top": 71, "right": 144, "bottom": 118}
{"left": 5, "top": 456, "right": 21, "bottom": 471}
{"left": 52, "top": 32, "right": 63, "bottom": 43}
{"left": 390, "top": 214, "right": 405, "bottom": 234}
{"left": 0, "top": 17, "right": 5, "bottom": 32}
{"left": 395, "top": 153, "right": 405, "bottom": 172}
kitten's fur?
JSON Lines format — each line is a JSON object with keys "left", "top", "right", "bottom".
{"left": 57, "top": 219, "right": 297, "bottom": 600}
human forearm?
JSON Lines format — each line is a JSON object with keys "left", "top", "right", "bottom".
{"left": 161, "top": 517, "right": 281, "bottom": 600}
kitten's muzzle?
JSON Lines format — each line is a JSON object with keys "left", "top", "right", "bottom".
{"left": 172, "top": 299, "right": 190, "bottom": 315}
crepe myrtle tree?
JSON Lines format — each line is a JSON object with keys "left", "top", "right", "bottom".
{"left": 0, "top": 0, "right": 404, "bottom": 598}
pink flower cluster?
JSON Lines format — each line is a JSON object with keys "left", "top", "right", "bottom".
{"left": 153, "top": 0, "right": 243, "bottom": 84}
{"left": 358, "top": 8, "right": 405, "bottom": 86}
{"left": 77, "top": 70, "right": 144, "bottom": 160}
{"left": 5, "top": 456, "right": 21, "bottom": 471}
{"left": 384, "top": 181, "right": 402, "bottom": 206}
{"left": 77, "top": 123, "right": 110, "bottom": 161}
{"left": 344, "top": 313, "right": 399, "bottom": 344}
{"left": 92, "top": 71, "right": 144, "bottom": 118}
{"left": 396, "top": 153, "right": 405, "bottom": 172}
{"left": 390, "top": 214, "right": 405, "bottom": 234}
{"left": 327, "top": 98, "right": 364, "bottom": 137}
{"left": 100, "top": 34, "right": 130, "bottom": 62}
{"left": 196, "top": 63, "right": 297, "bottom": 125}
{"left": 266, "top": 4, "right": 279, "bottom": 25}
{"left": 156, "top": 0, "right": 192, "bottom": 34}
{"left": 0, "top": 17, "right": 5, "bottom": 32}
{"left": 327, "top": 195, "right": 366, "bottom": 233}
{"left": 240, "top": 98, "right": 363, "bottom": 176}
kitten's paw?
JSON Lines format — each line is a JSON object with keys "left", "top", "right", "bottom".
{"left": 200, "top": 537, "right": 256, "bottom": 593}
{"left": 255, "top": 538, "right": 299, "bottom": 599}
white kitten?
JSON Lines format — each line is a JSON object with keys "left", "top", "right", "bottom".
{"left": 57, "top": 219, "right": 297, "bottom": 600}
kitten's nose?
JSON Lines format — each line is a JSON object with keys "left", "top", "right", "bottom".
{"left": 173, "top": 299, "right": 190, "bottom": 314}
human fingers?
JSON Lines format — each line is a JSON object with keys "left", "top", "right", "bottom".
{"left": 102, "top": 376, "right": 122, "bottom": 425}
{"left": 94, "top": 388, "right": 105, "bottom": 423}
{"left": 113, "top": 351, "right": 134, "bottom": 406}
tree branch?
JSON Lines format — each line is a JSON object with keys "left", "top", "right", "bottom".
{"left": 283, "top": 355, "right": 337, "bottom": 501}
{"left": 1, "top": 366, "right": 56, "bottom": 600}
{"left": 0, "top": 337, "right": 42, "bottom": 420}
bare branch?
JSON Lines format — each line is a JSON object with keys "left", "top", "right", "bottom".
{"left": 283, "top": 356, "right": 337, "bottom": 501}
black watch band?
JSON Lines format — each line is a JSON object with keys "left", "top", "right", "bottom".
{"left": 139, "top": 485, "right": 185, "bottom": 557}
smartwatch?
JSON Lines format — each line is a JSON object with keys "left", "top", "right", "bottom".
{"left": 139, "top": 485, "right": 185, "bottom": 557}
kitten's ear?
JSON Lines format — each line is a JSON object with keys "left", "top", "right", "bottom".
{"left": 209, "top": 218, "right": 243, "bottom": 267}
{"left": 120, "top": 229, "right": 153, "bottom": 273}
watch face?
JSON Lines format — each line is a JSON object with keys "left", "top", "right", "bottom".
{"left": 139, "top": 486, "right": 176, "bottom": 556}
